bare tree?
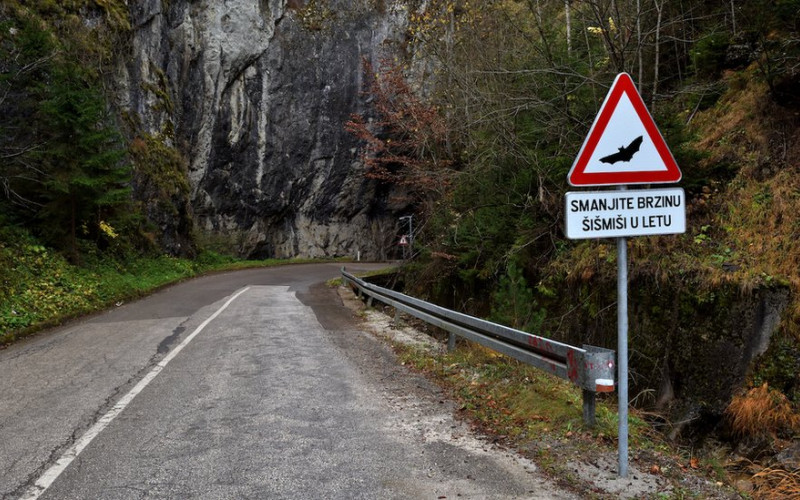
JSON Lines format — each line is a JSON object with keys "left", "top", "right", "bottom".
{"left": 651, "top": 0, "right": 664, "bottom": 109}
{"left": 565, "top": 0, "right": 573, "bottom": 54}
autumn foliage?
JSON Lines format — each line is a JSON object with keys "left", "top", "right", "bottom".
{"left": 345, "top": 59, "right": 454, "bottom": 205}
{"left": 752, "top": 466, "right": 800, "bottom": 500}
{"left": 725, "top": 383, "right": 800, "bottom": 439}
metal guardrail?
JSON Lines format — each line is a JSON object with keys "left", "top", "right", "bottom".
{"left": 341, "top": 267, "right": 616, "bottom": 426}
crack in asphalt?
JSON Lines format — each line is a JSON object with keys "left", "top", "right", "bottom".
{"left": 9, "top": 317, "right": 196, "bottom": 500}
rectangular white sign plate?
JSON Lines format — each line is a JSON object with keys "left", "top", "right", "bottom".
{"left": 565, "top": 188, "right": 686, "bottom": 239}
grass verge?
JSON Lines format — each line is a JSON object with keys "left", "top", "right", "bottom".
{"left": 0, "top": 231, "right": 341, "bottom": 347}
{"left": 348, "top": 295, "right": 741, "bottom": 498}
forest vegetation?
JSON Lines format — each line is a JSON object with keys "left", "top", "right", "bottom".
{"left": 348, "top": 0, "right": 800, "bottom": 491}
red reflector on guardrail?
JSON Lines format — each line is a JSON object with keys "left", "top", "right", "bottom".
{"left": 595, "top": 379, "right": 615, "bottom": 393}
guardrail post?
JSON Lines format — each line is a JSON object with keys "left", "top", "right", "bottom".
{"left": 577, "top": 345, "right": 615, "bottom": 429}
{"left": 447, "top": 332, "right": 456, "bottom": 352}
{"left": 582, "top": 390, "right": 596, "bottom": 428}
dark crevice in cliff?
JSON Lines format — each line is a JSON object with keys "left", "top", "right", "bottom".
{"left": 274, "top": 12, "right": 286, "bottom": 30}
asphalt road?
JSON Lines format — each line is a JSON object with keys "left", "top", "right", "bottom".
{"left": 0, "top": 263, "right": 573, "bottom": 499}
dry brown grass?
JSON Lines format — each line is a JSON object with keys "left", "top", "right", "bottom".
{"left": 694, "top": 76, "right": 771, "bottom": 168}
{"left": 687, "top": 72, "right": 800, "bottom": 339}
{"left": 752, "top": 466, "right": 800, "bottom": 499}
{"left": 726, "top": 383, "right": 800, "bottom": 438}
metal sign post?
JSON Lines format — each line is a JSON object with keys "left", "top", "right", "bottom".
{"left": 399, "top": 215, "right": 413, "bottom": 260}
{"left": 617, "top": 234, "right": 629, "bottom": 478}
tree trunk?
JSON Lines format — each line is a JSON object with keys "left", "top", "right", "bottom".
{"left": 652, "top": 0, "right": 664, "bottom": 110}
{"left": 565, "top": 0, "right": 572, "bottom": 54}
{"left": 637, "top": 0, "right": 643, "bottom": 86}
{"left": 70, "top": 195, "right": 79, "bottom": 264}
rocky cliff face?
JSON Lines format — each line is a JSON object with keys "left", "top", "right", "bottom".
{"left": 117, "top": 0, "right": 416, "bottom": 258}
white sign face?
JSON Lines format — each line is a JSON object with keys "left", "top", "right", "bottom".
{"left": 580, "top": 93, "right": 666, "bottom": 175}
{"left": 565, "top": 188, "right": 686, "bottom": 239}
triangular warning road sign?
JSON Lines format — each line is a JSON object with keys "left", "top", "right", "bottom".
{"left": 399, "top": 235, "right": 409, "bottom": 246}
{"left": 568, "top": 73, "right": 681, "bottom": 186}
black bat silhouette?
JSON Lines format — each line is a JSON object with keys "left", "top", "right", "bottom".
{"left": 599, "top": 135, "right": 643, "bottom": 164}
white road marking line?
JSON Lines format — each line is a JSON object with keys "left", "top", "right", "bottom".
{"left": 19, "top": 287, "right": 252, "bottom": 500}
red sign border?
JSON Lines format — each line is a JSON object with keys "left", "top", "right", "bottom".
{"left": 568, "top": 73, "right": 682, "bottom": 186}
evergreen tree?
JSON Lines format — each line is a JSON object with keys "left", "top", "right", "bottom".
{"left": 1, "top": 5, "right": 131, "bottom": 260}
{"left": 35, "top": 64, "right": 130, "bottom": 259}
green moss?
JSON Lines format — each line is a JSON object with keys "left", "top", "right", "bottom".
{"left": 292, "top": 0, "right": 335, "bottom": 31}
{"left": 753, "top": 333, "right": 800, "bottom": 402}
{"left": 129, "top": 134, "right": 190, "bottom": 199}
{"left": 141, "top": 64, "right": 175, "bottom": 116}
{"left": 92, "top": 0, "right": 131, "bottom": 31}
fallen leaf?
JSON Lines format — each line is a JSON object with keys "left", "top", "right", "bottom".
{"left": 690, "top": 457, "right": 700, "bottom": 469}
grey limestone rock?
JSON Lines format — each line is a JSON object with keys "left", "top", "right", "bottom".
{"left": 118, "top": 0, "right": 418, "bottom": 258}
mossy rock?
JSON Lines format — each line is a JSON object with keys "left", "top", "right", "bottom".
{"left": 536, "top": 272, "right": 790, "bottom": 440}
